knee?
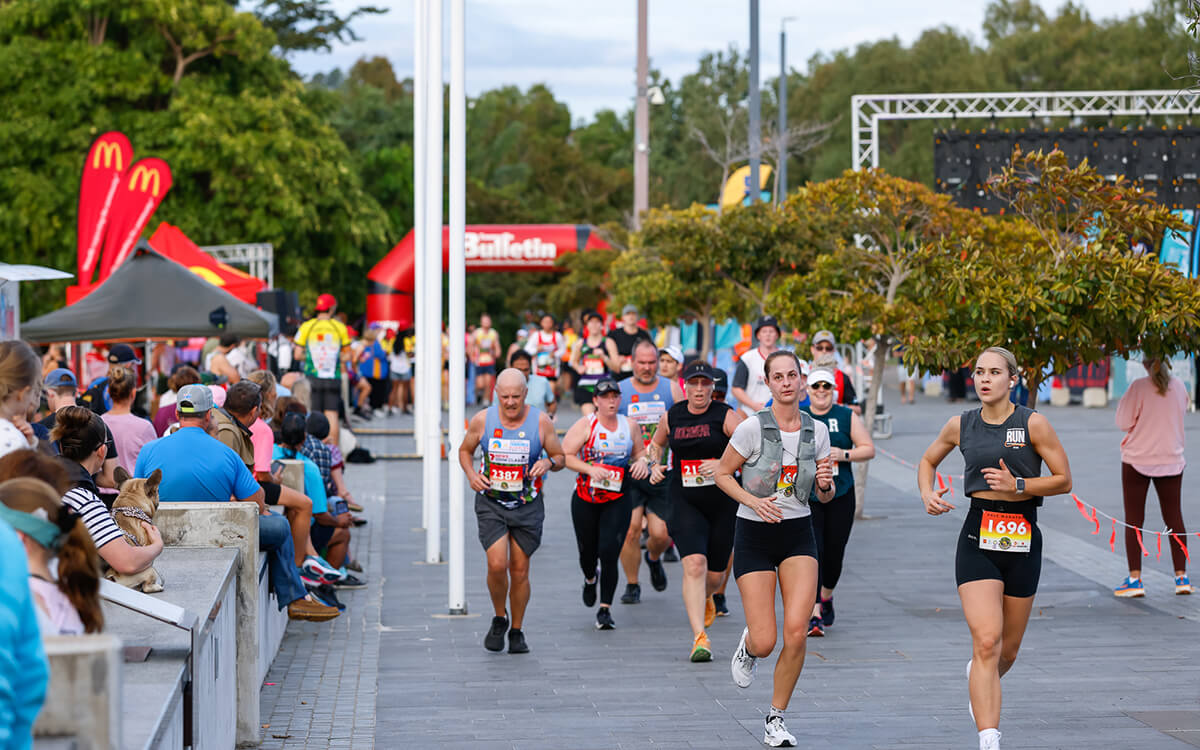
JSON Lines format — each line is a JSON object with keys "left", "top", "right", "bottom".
{"left": 973, "top": 632, "right": 1001, "bottom": 662}
{"left": 782, "top": 621, "right": 808, "bottom": 649}
{"left": 1000, "top": 642, "right": 1020, "bottom": 665}
{"left": 624, "top": 523, "right": 642, "bottom": 543}
{"left": 331, "top": 527, "right": 350, "bottom": 544}
{"left": 749, "top": 629, "right": 776, "bottom": 659}
{"left": 681, "top": 556, "right": 707, "bottom": 579}
{"left": 509, "top": 564, "right": 530, "bottom": 583}
{"left": 648, "top": 518, "right": 669, "bottom": 542}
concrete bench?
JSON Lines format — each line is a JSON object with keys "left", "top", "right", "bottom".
{"left": 33, "top": 634, "right": 123, "bottom": 749}
{"left": 153, "top": 503, "right": 289, "bottom": 746}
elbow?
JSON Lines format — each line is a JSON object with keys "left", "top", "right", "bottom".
{"left": 861, "top": 445, "right": 876, "bottom": 460}
{"left": 102, "top": 543, "right": 153, "bottom": 575}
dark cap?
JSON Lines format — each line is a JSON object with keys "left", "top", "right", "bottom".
{"left": 582, "top": 309, "right": 603, "bottom": 323}
{"left": 306, "top": 412, "right": 331, "bottom": 440}
{"left": 712, "top": 368, "right": 729, "bottom": 393}
{"left": 753, "top": 315, "right": 781, "bottom": 337}
{"left": 593, "top": 376, "right": 620, "bottom": 396}
{"left": 43, "top": 368, "right": 77, "bottom": 389}
{"left": 107, "top": 343, "right": 142, "bottom": 365}
{"left": 681, "top": 360, "right": 716, "bottom": 381}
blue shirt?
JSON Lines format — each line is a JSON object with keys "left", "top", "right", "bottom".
{"left": 135, "top": 426, "right": 260, "bottom": 502}
{"left": 0, "top": 521, "right": 47, "bottom": 748}
{"left": 273, "top": 446, "right": 328, "bottom": 515}
{"left": 524, "top": 374, "right": 554, "bottom": 410}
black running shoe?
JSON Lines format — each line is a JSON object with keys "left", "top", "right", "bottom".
{"left": 306, "top": 583, "right": 345, "bottom": 612}
{"left": 712, "top": 592, "right": 729, "bottom": 617}
{"left": 484, "top": 615, "right": 508, "bottom": 651}
{"left": 646, "top": 551, "right": 668, "bottom": 592}
{"left": 333, "top": 573, "right": 367, "bottom": 590}
{"left": 620, "top": 583, "right": 641, "bottom": 604}
{"left": 820, "top": 597, "right": 834, "bottom": 627}
{"left": 507, "top": 628, "right": 529, "bottom": 654}
{"left": 662, "top": 544, "right": 680, "bottom": 562}
{"left": 582, "top": 576, "right": 597, "bottom": 608}
{"left": 595, "top": 607, "right": 615, "bottom": 630}
{"left": 807, "top": 616, "right": 825, "bottom": 638}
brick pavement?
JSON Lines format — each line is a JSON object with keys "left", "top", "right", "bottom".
{"left": 262, "top": 393, "right": 1200, "bottom": 749}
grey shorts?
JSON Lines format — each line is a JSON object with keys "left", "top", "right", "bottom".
{"left": 475, "top": 493, "right": 545, "bottom": 556}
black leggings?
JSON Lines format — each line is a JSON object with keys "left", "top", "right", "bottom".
{"left": 811, "top": 490, "right": 856, "bottom": 600}
{"left": 1122, "top": 463, "right": 1188, "bottom": 572}
{"left": 571, "top": 492, "right": 633, "bottom": 606}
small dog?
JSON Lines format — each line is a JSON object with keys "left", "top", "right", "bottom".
{"left": 106, "top": 468, "right": 165, "bottom": 593}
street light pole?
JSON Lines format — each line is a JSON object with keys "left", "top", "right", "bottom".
{"left": 778, "top": 17, "right": 795, "bottom": 203}
{"left": 748, "top": 0, "right": 760, "bottom": 204}
{"left": 633, "top": 0, "right": 649, "bottom": 228}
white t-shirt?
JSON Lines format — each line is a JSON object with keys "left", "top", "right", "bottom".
{"left": 736, "top": 348, "right": 771, "bottom": 416}
{"left": 729, "top": 414, "right": 830, "bottom": 521}
{"left": 0, "top": 419, "right": 32, "bottom": 459}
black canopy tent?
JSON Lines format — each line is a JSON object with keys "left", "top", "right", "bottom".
{"left": 22, "top": 241, "right": 277, "bottom": 343}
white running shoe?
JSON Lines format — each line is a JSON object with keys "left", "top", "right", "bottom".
{"left": 763, "top": 715, "right": 796, "bottom": 747}
{"left": 979, "top": 728, "right": 1001, "bottom": 750}
{"left": 966, "top": 659, "right": 975, "bottom": 723}
{"left": 731, "top": 627, "right": 757, "bottom": 688}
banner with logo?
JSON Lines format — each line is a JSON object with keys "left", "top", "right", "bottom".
{"left": 77, "top": 132, "right": 133, "bottom": 285}
{"left": 97, "top": 158, "right": 173, "bottom": 281}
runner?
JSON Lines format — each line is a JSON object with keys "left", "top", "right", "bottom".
{"left": 525, "top": 314, "right": 566, "bottom": 389}
{"left": 715, "top": 350, "right": 834, "bottom": 748}
{"left": 658, "top": 346, "right": 684, "bottom": 384}
{"left": 471, "top": 314, "right": 502, "bottom": 407}
{"left": 561, "top": 376, "right": 649, "bottom": 630}
{"left": 606, "top": 304, "right": 651, "bottom": 380}
{"left": 917, "top": 346, "right": 1072, "bottom": 750}
{"left": 648, "top": 360, "right": 742, "bottom": 662}
{"left": 459, "top": 368, "right": 566, "bottom": 654}
{"left": 617, "top": 340, "right": 684, "bottom": 604}
{"left": 569, "top": 311, "right": 612, "bottom": 416}
{"left": 293, "top": 294, "right": 351, "bottom": 446}
{"left": 800, "top": 368, "right": 875, "bottom": 637}
{"left": 731, "top": 315, "right": 783, "bottom": 416}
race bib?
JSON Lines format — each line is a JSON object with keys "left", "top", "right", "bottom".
{"left": 831, "top": 461, "right": 839, "bottom": 477}
{"left": 979, "top": 511, "right": 1031, "bottom": 553}
{"left": 681, "top": 459, "right": 714, "bottom": 487}
{"left": 486, "top": 438, "right": 531, "bottom": 493}
{"left": 479, "top": 352, "right": 495, "bottom": 366}
{"left": 627, "top": 401, "right": 666, "bottom": 451}
{"left": 777, "top": 465, "right": 797, "bottom": 498}
{"left": 488, "top": 462, "right": 524, "bottom": 492}
{"left": 590, "top": 464, "right": 625, "bottom": 492}
{"left": 583, "top": 356, "right": 605, "bottom": 375}
{"left": 535, "top": 351, "right": 555, "bottom": 376}
{"left": 620, "top": 355, "right": 633, "bottom": 372}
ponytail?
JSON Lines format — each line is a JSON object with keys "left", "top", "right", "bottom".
{"left": 1148, "top": 359, "right": 1172, "bottom": 397}
{"left": 106, "top": 364, "right": 136, "bottom": 403}
{"left": 55, "top": 521, "right": 104, "bottom": 633}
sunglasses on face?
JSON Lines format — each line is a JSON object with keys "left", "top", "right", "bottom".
{"left": 809, "top": 382, "right": 834, "bottom": 390}
{"left": 813, "top": 344, "right": 834, "bottom": 352}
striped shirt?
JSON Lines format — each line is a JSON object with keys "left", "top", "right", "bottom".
{"left": 62, "top": 486, "right": 124, "bottom": 549}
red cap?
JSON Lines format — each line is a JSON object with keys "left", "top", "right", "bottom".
{"left": 315, "top": 293, "right": 337, "bottom": 312}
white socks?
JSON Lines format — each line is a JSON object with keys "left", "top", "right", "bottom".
{"left": 979, "top": 728, "right": 1001, "bottom": 749}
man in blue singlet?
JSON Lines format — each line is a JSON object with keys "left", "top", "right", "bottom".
{"left": 459, "top": 368, "right": 566, "bottom": 654}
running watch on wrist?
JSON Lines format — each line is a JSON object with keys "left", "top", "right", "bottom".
{"left": 1015, "top": 477, "right": 1025, "bottom": 493}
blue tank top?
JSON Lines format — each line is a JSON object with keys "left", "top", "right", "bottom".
{"left": 619, "top": 376, "right": 675, "bottom": 456}
{"left": 480, "top": 406, "right": 544, "bottom": 509}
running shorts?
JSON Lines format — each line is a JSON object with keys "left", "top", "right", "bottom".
{"left": 669, "top": 491, "right": 737, "bottom": 570}
{"left": 573, "top": 383, "right": 596, "bottom": 406}
{"left": 474, "top": 493, "right": 545, "bottom": 556}
{"left": 628, "top": 474, "right": 671, "bottom": 521}
{"left": 476, "top": 364, "right": 496, "bottom": 376}
{"left": 311, "top": 377, "right": 342, "bottom": 413}
{"left": 733, "top": 515, "right": 817, "bottom": 577}
{"left": 955, "top": 498, "right": 1042, "bottom": 598}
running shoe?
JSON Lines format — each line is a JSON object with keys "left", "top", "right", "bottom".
{"left": 820, "top": 596, "right": 834, "bottom": 627}
{"left": 595, "top": 607, "right": 615, "bottom": 630}
{"left": 1114, "top": 576, "right": 1145, "bottom": 598}
{"left": 333, "top": 573, "right": 367, "bottom": 590}
{"left": 705, "top": 596, "right": 716, "bottom": 628}
{"left": 646, "top": 551, "right": 668, "bottom": 591}
{"left": 582, "top": 575, "right": 597, "bottom": 607}
{"left": 690, "top": 632, "right": 713, "bottom": 662}
{"left": 966, "top": 659, "right": 975, "bottom": 723}
{"left": 484, "top": 615, "right": 508, "bottom": 652}
{"left": 712, "top": 592, "right": 729, "bottom": 617}
{"left": 807, "top": 616, "right": 824, "bottom": 637}
{"left": 763, "top": 715, "right": 796, "bottom": 747}
{"left": 979, "top": 729, "right": 1002, "bottom": 750}
{"left": 1176, "top": 575, "right": 1193, "bottom": 595}
{"left": 302, "top": 555, "right": 345, "bottom": 585}
{"left": 663, "top": 544, "right": 680, "bottom": 562}
{"left": 731, "top": 627, "right": 757, "bottom": 688}
{"left": 620, "top": 582, "right": 641, "bottom": 604}
{"left": 306, "top": 583, "right": 345, "bottom": 612}
{"left": 507, "top": 628, "right": 529, "bottom": 654}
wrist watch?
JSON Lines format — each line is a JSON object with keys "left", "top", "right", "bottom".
{"left": 1015, "top": 477, "right": 1026, "bottom": 493}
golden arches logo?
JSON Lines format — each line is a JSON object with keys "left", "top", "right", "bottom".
{"left": 128, "top": 165, "right": 162, "bottom": 197}
{"left": 92, "top": 141, "right": 125, "bottom": 171}
{"left": 188, "top": 266, "right": 227, "bottom": 286}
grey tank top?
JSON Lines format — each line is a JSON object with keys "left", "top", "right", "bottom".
{"left": 959, "top": 406, "right": 1043, "bottom": 502}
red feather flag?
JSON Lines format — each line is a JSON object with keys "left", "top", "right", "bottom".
{"left": 97, "top": 158, "right": 173, "bottom": 281}
{"left": 77, "top": 132, "right": 133, "bottom": 284}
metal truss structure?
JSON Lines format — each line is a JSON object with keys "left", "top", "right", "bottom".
{"left": 852, "top": 90, "right": 1200, "bottom": 169}
{"left": 202, "top": 243, "right": 275, "bottom": 289}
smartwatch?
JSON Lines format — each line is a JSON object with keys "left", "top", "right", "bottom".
{"left": 1015, "top": 477, "right": 1026, "bottom": 493}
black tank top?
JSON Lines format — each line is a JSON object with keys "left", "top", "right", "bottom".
{"left": 667, "top": 400, "right": 732, "bottom": 499}
{"left": 959, "top": 405, "right": 1044, "bottom": 502}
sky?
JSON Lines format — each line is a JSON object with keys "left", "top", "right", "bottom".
{"left": 291, "top": 0, "right": 1159, "bottom": 123}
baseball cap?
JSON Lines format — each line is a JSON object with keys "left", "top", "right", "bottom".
{"left": 712, "top": 368, "right": 729, "bottom": 393}
{"left": 315, "top": 293, "right": 337, "bottom": 312}
{"left": 582, "top": 309, "right": 603, "bottom": 323}
{"left": 107, "top": 343, "right": 142, "bottom": 365}
{"left": 753, "top": 315, "right": 781, "bottom": 337}
{"left": 176, "top": 384, "right": 215, "bottom": 414}
{"left": 43, "top": 368, "right": 77, "bottom": 389}
{"left": 593, "top": 376, "right": 620, "bottom": 395}
{"left": 812, "top": 330, "right": 836, "bottom": 347}
{"left": 807, "top": 369, "right": 837, "bottom": 387}
{"left": 682, "top": 360, "right": 716, "bottom": 381}
{"left": 621, "top": 304, "right": 638, "bottom": 316}
{"left": 659, "top": 345, "right": 684, "bottom": 365}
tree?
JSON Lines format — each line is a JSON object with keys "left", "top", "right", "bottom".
{"left": 248, "top": 0, "right": 386, "bottom": 55}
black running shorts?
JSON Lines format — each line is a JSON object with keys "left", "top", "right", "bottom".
{"left": 668, "top": 490, "right": 737, "bottom": 570}
{"left": 311, "top": 377, "right": 342, "bottom": 413}
{"left": 955, "top": 498, "right": 1042, "bottom": 598}
{"left": 628, "top": 473, "right": 671, "bottom": 521}
{"left": 733, "top": 515, "right": 817, "bottom": 578}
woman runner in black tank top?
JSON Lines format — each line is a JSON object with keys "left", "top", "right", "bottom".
{"left": 918, "top": 347, "right": 1072, "bottom": 750}
{"left": 647, "top": 361, "right": 743, "bottom": 663}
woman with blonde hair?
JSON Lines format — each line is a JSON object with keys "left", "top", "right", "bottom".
{"left": 0, "top": 477, "right": 103, "bottom": 634}
{"left": 1113, "top": 358, "right": 1191, "bottom": 597}
{"left": 0, "top": 340, "right": 42, "bottom": 457}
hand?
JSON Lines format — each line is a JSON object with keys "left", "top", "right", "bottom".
{"left": 9, "top": 415, "right": 34, "bottom": 447}
{"left": 649, "top": 464, "right": 665, "bottom": 484}
{"left": 337, "top": 513, "right": 353, "bottom": 528}
{"left": 814, "top": 457, "right": 834, "bottom": 491}
{"left": 587, "top": 464, "right": 612, "bottom": 482}
{"left": 750, "top": 494, "right": 784, "bottom": 523}
{"left": 141, "top": 521, "right": 163, "bottom": 548}
{"left": 528, "top": 458, "right": 551, "bottom": 479}
{"left": 468, "top": 471, "right": 491, "bottom": 493}
{"left": 700, "top": 459, "right": 720, "bottom": 477}
{"left": 981, "top": 458, "right": 1017, "bottom": 493}
{"left": 630, "top": 459, "right": 649, "bottom": 481}
{"left": 922, "top": 486, "right": 955, "bottom": 515}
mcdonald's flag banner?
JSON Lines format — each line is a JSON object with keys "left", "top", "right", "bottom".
{"left": 98, "top": 157, "right": 173, "bottom": 280}
{"left": 148, "top": 223, "right": 265, "bottom": 304}
{"left": 76, "top": 132, "right": 132, "bottom": 285}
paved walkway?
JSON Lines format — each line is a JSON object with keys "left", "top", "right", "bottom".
{"left": 261, "top": 391, "right": 1200, "bottom": 749}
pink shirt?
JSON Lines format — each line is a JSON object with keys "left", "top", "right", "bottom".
{"left": 249, "top": 418, "right": 274, "bottom": 474}
{"left": 102, "top": 412, "right": 159, "bottom": 475}
{"left": 1116, "top": 376, "right": 1187, "bottom": 476}
{"left": 29, "top": 576, "right": 84, "bottom": 636}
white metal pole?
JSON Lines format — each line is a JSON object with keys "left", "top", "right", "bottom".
{"left": 424, "top": 0, "right": 444, "bottom": 564}
{"left": 632, "top": 0, "right": 648, "bottom": 229}
{"left": 413, "top": 0, "right": 428, "bottom": 528}
{"left": 447, "top": 0, "right": 467, "bottom": 614}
